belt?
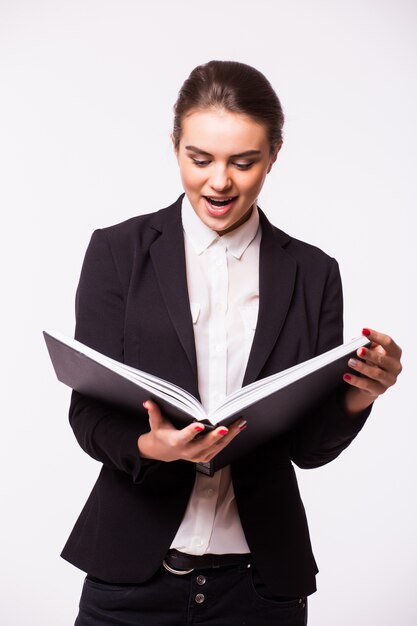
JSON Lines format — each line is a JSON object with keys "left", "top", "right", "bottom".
{"left": 162, "top": 549, "right": 252, "bottom": 575}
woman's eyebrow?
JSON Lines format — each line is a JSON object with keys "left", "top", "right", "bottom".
{"left": 185, "top": 145, "right": 262, "bottom": 158}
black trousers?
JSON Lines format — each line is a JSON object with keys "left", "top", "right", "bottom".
{"left": 75, "top": 562, "right": 308, "bottom": 626}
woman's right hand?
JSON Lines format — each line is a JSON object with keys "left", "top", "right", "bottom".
{"left": 138, "top": 400, "right": 247, "bottom": 464}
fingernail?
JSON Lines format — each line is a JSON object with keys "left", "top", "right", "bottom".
{"left": 348, "top": 358, "right": 357, "bottom": 367}
{"left": 359, "top": 347, "right": 367, "bottom": 357}
{"left": 143, "top": 401, "right": 149, "bottom": 409}
{"left": 362, "top": 328, "right": 371, "bottom": 336}
{"left": 238, "top": 420, "right": 247, "bottom": 431}
{"left": 194, "top": 425, "right": 205, "bottom": 432}
{"left": 218, "top": 428, "right": 228, "bottom": 436}
{"left": 343, "top": 373, "right": 352, "bottom": 381}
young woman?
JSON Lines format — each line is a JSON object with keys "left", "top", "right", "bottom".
{"left": 65, "top": 60, "right": 402, "bottom": 626}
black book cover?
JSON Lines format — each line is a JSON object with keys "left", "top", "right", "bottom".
{"left": 44, "top": 331, "right": 368, "bottom": 476}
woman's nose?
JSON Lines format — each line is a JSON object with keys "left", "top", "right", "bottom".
{"left": 208, "top": 165, "right": 232, "bottom": 192}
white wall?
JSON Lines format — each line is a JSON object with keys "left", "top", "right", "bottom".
{"left": 1, "top": 1, "right": 415, "bottom": 624}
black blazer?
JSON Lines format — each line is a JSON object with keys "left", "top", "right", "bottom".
{"left": 61, "top": 194, "right": 371, "bottom": 597}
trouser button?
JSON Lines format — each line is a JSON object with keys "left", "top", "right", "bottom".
{"left": 196, "top": 575, "right": 206, "bottom": 585}
{"left": 195, "top": 593, "right": 205, "bottom": 604}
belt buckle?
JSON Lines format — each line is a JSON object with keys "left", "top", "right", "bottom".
{"left": 162, "top": 559, "right": 194, "bottom": 575}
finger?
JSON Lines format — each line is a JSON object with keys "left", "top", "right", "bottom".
{"left": 206, "top": 419, "right": 247, "bottom": 444}
{"left": 362, "top": 328, "right": 402, "bottom": 358}
{"left": 197, "top": 420, "right": 246, "bottom": 454}
{"left": 143, "top": 400, "right": 171, "bottom": 431}
{"left": 178, "top": 427, "right": 228, "bottom": 463}
{"left": 185, "top": 420, "right": 247, "bottom": 463}
{"left": 355, "top": 346, "right": 402, "bottom": 376}
{"left": 347, "top": 358, "right": 397, "bottom": 390}
{"left": 189, "top": 425, "right": 231, "bottom": 450}
{"left": 144, "top": 402, "right": 213, "bottom": 445}
{"left": 230, "top": 417, "right": 248, "bottom": 431}
{"left": 220, "top": 418, "right": 248, "bottom": 438}
{"left": 342, "top": 371, "right": 386, "bottom": 397}
{"left": 178, "top": 421, "right": 208, "bottom": 444}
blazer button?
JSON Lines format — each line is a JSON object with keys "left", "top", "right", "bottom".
{"left": 196, "top": 575, "right": 206, "bottom": 585}
{"left": 195, "top": 593, "right": 205, "bottom": 604}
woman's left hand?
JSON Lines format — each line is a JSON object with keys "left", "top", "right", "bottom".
{"left": 343, "top": 328, "right": 402, "bottom": 416}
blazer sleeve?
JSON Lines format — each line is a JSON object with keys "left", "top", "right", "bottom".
{"left": 68, "top": 229, "right": 159, "bottom": 483}
{"left": 290, "top": 258, "right": 373, "bottom": 469}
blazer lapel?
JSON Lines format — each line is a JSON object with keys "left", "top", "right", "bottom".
{"left": 149, "top": 198, "right": 198, "bottom": 381}
{"left": 242, "top": 210, "right": 297, "bottom": 385}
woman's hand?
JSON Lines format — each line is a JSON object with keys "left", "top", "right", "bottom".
{"left": 138, "top": 400, "right": 247, "bottom": 463}
{"left": 343, "top": 328, "right": 402, "bottom": 416}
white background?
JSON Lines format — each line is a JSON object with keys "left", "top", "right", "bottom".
{"left": 1, "top": 1, "right": 416, "bottom": 624}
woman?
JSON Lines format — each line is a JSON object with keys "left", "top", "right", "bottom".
{"left": 65, "top": 61, "right": 402, "bottom": 625}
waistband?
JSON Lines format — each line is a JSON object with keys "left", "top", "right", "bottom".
{"left": 163, "top": 549, "right": 252, "bottom": 574}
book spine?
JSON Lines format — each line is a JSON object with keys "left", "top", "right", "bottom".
{"left": 195, "top": 461, "right": 214, "bottom": 476}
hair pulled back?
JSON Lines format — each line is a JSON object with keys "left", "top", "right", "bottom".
{"left": 173, "top": 60, "right": 284, "bottom": 154}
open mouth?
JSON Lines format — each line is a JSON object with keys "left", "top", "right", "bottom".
{"left": 204, "top": 196, "right": 237, "bottom": 208}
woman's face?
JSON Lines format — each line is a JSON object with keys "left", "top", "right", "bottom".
{"left": 174, "top": 108, "right": 280, "bottom": 235}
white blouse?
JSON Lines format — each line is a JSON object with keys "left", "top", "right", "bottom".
{"left": 170, "top": 194, "right": 261, "bottom": 555}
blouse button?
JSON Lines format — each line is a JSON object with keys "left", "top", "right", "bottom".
{"left": 196, "top": 574, "right": 206, "bottom": 585}
{"left": 195, "top": 593, "right": 205, "bottom": 604}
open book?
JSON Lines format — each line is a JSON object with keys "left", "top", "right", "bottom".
{"left": 44, "top": 330, "right": 369, "bottom": 476}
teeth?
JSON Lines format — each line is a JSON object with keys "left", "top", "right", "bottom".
{"left": 206, "top": 196, "right": 235, "bottom": 207}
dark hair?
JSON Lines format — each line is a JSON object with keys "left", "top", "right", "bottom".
{"left": 173, "top": 60, "right": 284, "bottom": 154}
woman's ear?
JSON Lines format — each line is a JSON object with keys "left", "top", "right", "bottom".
{"left": 267, "top": 141, "right": 283, "bottom": 173}
{"left": 170, "top": 133, "right": 179, "bottom": 159}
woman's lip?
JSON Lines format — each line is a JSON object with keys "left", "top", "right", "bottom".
{"left": 203, "top": 196, "right": 237, "bottom": 216}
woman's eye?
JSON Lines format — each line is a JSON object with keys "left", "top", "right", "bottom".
{"left": 234, "top": 162, "right": 254, "bottom": 170}
{"left": 191, "top": 159, "right": 254, "bottom": 169}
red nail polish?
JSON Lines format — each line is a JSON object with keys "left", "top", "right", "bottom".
{"left": 218, "top": 428, "right": 228, "bottom": 436}
{"left": 194, "top": 425, "right": 205, "bottom": 432}
{"left": 343, "top": 373, "right": 352, "bottom": 381}
{"left": 362, "top": 328, "right": 371, "bottom": 336}
{"left": 359, "top": 347, "right": 367, "bottom": 357}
